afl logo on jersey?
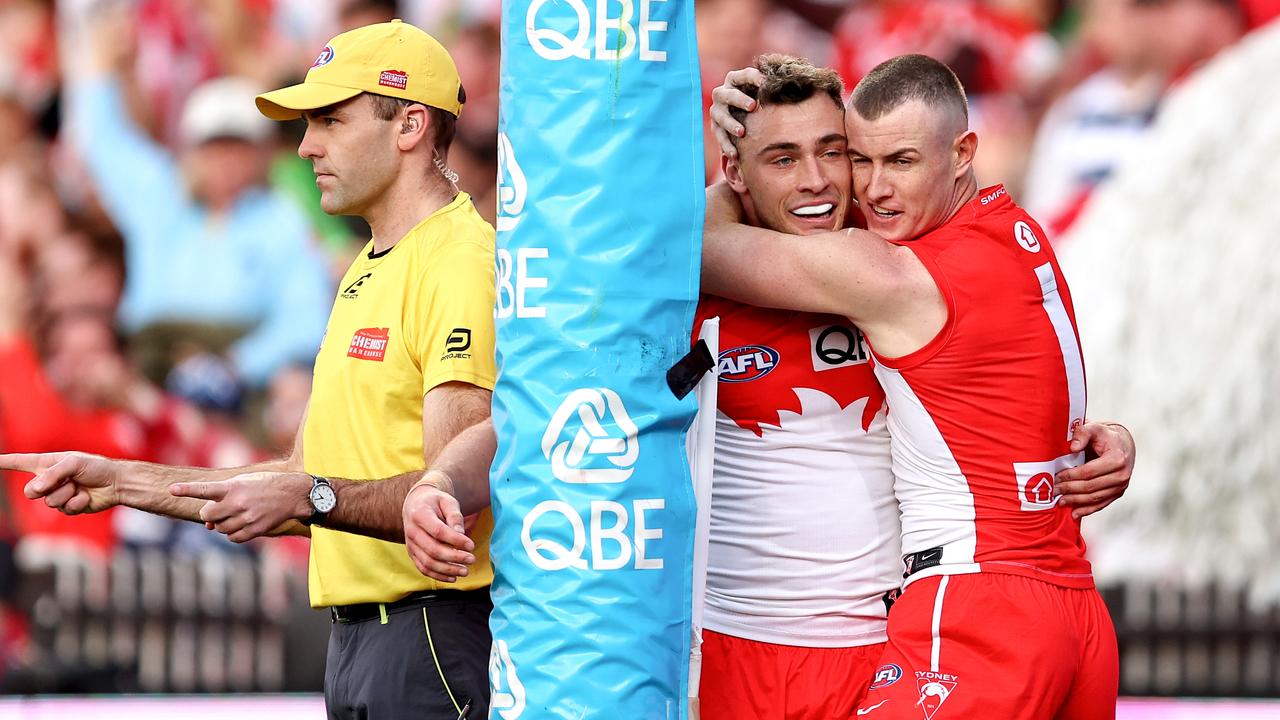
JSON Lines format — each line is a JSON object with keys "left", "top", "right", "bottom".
{"left": 717, "top": 345, "right": 779, "bottom": 383}
{"left": 869, "top": 663, "right": 902, "bottom": 689}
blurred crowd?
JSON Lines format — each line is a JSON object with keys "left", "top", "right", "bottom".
{"left": 0, "top": 0, "right": 1275, "bottom": 690}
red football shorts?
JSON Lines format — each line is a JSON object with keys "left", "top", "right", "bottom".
{"left": 699, "top": 628, "right": 885, "bottom": 719}
{"left": 855, "top": 573, "right": 1118, "bottom": 720}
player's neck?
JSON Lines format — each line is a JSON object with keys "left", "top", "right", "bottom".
{"left": 365, "top": 172, "right": 458, "bottom": 254}
{"left": 942, "top": 173, "right": 980, "bottom": 224}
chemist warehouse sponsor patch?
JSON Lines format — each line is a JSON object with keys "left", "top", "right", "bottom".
{"left": 348, "top": 328, "right": 390, "bottom": 361}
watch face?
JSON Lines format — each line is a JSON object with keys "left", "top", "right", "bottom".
{"left": 310, "top": 483, "right": 337, "bottom": 514}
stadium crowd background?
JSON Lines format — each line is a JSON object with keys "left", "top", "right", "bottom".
{"left": 1, "top": 0, "right": 1278, "bottom": 702}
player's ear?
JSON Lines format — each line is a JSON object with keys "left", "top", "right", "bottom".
{"left": 954, "top": 130, "right": 977, "bottom": 179}
{"left": 722, "top": 154, "right": 748, "bottom": 195}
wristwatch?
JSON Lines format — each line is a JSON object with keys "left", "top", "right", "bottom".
{"left": 305, "top": 475, "right": 337, "bottom": 526}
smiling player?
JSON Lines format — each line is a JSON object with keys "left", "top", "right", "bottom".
{"left": 691, "top": 55, "right": 900, "bottom": 719}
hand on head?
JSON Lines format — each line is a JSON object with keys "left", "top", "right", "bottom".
{"left": 709, "top": 67, "right": 766, "bottom": 158}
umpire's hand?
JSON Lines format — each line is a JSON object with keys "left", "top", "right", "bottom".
{"left": 2, "top": 451, "right": 121, "bottom": 514}
{"left": 403, "top": 471, "right": 476, "bottom": 582}
{"left": 170, "top": 472, "right": 311, "bottom": 543}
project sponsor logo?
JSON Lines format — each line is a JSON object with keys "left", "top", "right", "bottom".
{"left": 347, "top": 328, "right": 389, "bottom": 361}
{"left": 869, "top": 663, "right": 903, "bottom": 690}
{"left": 717, "top": 345, "right": 779, "bottom": 383}
{"left": 378, "top": 69, "right": 408, "bottom": 90}
{"left": 1013, "top": 451, "right": 1083, "bottom": 511}
{"left": 541, "top": 388, "right": 638, "bottom": 484}
{"left": 489, "top": 639, "right": 526, "bottom": 719}
{"left": 809, "top": 324, "right": 869, "bottom": 372}
{"left": 1014, "top": 221, "right": 1041, "bottom": 253}
{"left": 496, "top": 132, "right": 527, "bottom": 232}
{"left": 341, "top": 272, "right": 371, "bottom": 299}
{"left": 915, "top": 671, "right": 958, "bottom": 720}
{"left": 522, "top": 388, "right": 665, "bottom": 571}
{"left": 525, "top": 0, "right": 671, "bottom": 62}
{"left": 441, "top": 327, "right": 472, "bottom": 361}
{"left": 312, "top": 45, "right": 334, "bottom": 67}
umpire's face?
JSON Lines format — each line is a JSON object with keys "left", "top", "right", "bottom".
{"left": 298, "top": 94, "right": 401, "bottom": 217}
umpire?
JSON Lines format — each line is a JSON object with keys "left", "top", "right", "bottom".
{"left": 253, "top": 21, "right": 496, "bottom": 719}
{"left": 3, "top": 20, "right": 497, "bottom": 719}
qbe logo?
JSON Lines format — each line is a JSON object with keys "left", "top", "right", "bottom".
{"left": 489, "top": 639, "right": 526, "bottom": 719}
{"left": 496, "top": 132, "right": 526, "bottom": 232}
{"left": 526, "top": 0, "right": 671, "bottom": 62}
{"left": 810, "top": 324, "right": 869, "bottom": 372}
{"left": 541, "top": 388, "right": 638, "bottom": 484}
{"left": 522, "top": 388, "right": 665, "bottom": 571}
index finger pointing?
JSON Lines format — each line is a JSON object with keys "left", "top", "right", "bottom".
{"left": 170, "top": 482, "right": 228, "bottom": 500}
{"left": 24, "top": 458, "right": 82, "bottom": 498}
{"left": 0, "top": 453, "right": 47, "bottom": 474}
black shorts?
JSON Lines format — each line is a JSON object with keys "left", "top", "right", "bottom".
{"left": 324, "top": 588, "right": 492, "bottom": 720}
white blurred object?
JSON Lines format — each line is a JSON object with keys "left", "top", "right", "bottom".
{"left": 179, "top": 76, "right": 272, "bottom": 147}
{"left": 686, "top": 317, "right": 719, "bottom": 704}
{"left": 1059, "top": 22, "right": 1280, "bottom": 606}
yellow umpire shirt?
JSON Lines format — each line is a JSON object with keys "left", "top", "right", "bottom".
{"left": 303, "top": 192, "right": 496, "bottom": 607}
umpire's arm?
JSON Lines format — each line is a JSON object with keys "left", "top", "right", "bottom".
{"left": 315, "top": 383, "right": 491, "bottom": 543}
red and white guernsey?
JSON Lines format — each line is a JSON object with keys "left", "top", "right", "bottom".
{"left": 871, "top": 185, "right": 1094, "bottom": 590}
{"left": 694, "top": 296, "right": 901, "bottom": 648}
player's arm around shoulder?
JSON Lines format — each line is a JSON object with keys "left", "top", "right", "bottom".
{"left": 701, "top": 190, "right": 940, "bottom": 342}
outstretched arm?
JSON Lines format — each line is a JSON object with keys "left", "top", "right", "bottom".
{"left": 3, "top": 451, "right": 292, "bottom": 523}
{"left": 6, "top": 403, "right": 308, "bottom": 528}
{"left": 702, "top": 209, "right": 942, "bottom": 355}
{"left": 170, "top": 382, "right": 492, "bottom": 543}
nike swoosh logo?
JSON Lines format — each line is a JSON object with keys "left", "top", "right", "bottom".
{"left": 857, "top": 700, "right": 889, "bottom": 715}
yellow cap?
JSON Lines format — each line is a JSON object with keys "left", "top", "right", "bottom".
{"left": 256, "top": 20, "right": 463, "bottom": 121}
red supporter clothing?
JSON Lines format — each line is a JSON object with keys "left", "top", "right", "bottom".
{"left": 831, "top": 1, "right": 1048, "bottom": 98}
{"left": 870, "top": 185, "right": 1093, "bottom": 590}
{"left": 0, "top": 338, "right": 141, "bottom": 553}
{"left": 856, "top": 574, "right": 1118, "bottom": 720}
{"left": 700, "top": 629, "right": 885, "bottom": 720}
{"left": 694, "top": 297, "right": 900, "bottom": 649}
